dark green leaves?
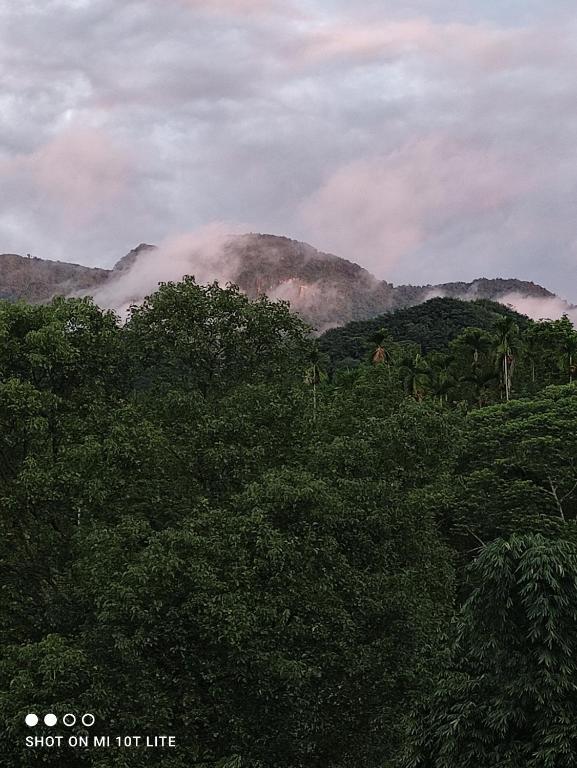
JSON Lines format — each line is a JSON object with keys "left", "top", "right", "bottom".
{"left": 409, "top": 535, "right": 577, "bottom": 768}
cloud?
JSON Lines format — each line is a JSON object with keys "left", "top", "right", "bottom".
{"left": 89, "top": 223, "right": 243, "bottom": 315}
{"left": 7, "top": 126, "right": 131, "bottom": 224}
{"left": 300, "top": 137, "right": 534, "bottom": 275}
{"left": 499, "top": 293, "right": 577, "bottom": 324}
{"left": 171, "top": 0, "right": 293, "bottom": 16}
{"left": 298, "top": 18, "right": 514, "bottom": 68}
{"left": 0, "top": 123, "right": 133, "bottom": 261}
{"left": 297, "top": 16, "right": 577, "bottom": 77}
{"left": 1, "top": 0, "right": 577, "bottom": 301}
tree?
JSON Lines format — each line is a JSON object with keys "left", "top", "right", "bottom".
{"left": 123, "top": 278, "right": 313, "bottom": 395}
{"left": 425, "top": 352, "right": 455, "bottom": 405}
{"left": 556, "top": 316, "right": 577, "bottom": 384}
{"left": 523, "top": 323, "right": 544, "bottom": 386}
{"left": 494, "top": 315, "right": 520, "bottom": 402}
{"left": 452, "top": 327, "right": 492, "bottom": 371}
{"left": 369, "top": 328, "right": 396, "bottom": 370}
{"left": 0, "top": 297, "right": 123, "bottom": 397}
{"left": 408, "top": 534, "right": 577, "bottom": 768}
{"left": 400, "top": 353, "right": 431, "bottom": 401}
{"left": 430, "top": 385, "right": 577, "bottom": 560}
{"left": 304, "top": 346, "right": 328, "bottom": 420}
{"left": 319, "top": 298, "right": 528, "bottom": 369}
{"left": 459, "top": 366, "right": 498, "bottom": 408}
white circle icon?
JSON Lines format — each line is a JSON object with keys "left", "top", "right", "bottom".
{"left": 81, "top": 713, "right": 95, "bottom": 727}
{"left": 44, "top": 714, "right": 57, "bottom": 727}
{"left": 25, "top": 714, "right": 38, "bottom": 727}
{"left": 63, "top": 714, "right": 76, "bottom": 727}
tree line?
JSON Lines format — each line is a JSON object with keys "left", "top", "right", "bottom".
{"left": 322, "top": 298, "right": 577, "bottom": 406}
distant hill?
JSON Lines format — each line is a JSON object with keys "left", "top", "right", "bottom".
{"left": 0, "top": 234, "right": 569, "bottom": 329}
{"left": 0, "top": 253, "right": 109, "bottom": 302}
{"left": 318, "top": 297, "right": 531, "bottom": 369}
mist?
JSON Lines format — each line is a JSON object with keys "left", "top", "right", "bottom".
{"left": 89, "top": 224, "right": 243, "bottom": 316}
{"left": 500, "top": 293, "right": 577, "bottom": 324}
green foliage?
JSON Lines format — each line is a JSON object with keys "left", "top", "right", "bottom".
{"left": 0, "top": 297, "right": 123, "bottom": 397}
{"left": 124, "top": 277, "right": 312, "bottom": 394}
{"left": 1, "top": 284, "right": 577, "bottom": 766}
{"left": 0, "top": 283, "right": 454, "bottom": 768}
{"left": 319, "top": 297, "right": 529, "bottom": 369}
{"left": 408, "top": 534, "right": 577, "bottom": 767}
{"left": 433, "top": 386, "right": 577, "bottom": 559}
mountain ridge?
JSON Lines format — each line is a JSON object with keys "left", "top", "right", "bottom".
{"left": 0, "top": 234, "right": 570, "bottom": 328}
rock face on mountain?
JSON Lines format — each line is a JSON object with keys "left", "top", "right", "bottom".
{"left": 222, "top": 234, "right": 397, "bottom": 330}
{"left": 0, "top": 234, "right": 568, "bottom": 328}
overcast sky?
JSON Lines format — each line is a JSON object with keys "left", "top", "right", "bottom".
{"left": 1, "top": 0, "right": 576, "bottom": 297}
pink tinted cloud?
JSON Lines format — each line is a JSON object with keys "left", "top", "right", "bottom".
{"left": 2, "top": 126, "right": 132, "bottom": 225}
{"left": 293, "top": 17, "right": 577, "bottom": 76}
{"left": 299, "top": 18, "right": 511, "bottom": 63}
{"left": 300, "top": 137, "right": 535, "bottom": 275}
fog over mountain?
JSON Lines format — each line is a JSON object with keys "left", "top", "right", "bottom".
{"left": 1, "top": 234, "right": 573, "bottom": 331}
{"left": 1, "top": 1, "right": 577, "bottom": 299}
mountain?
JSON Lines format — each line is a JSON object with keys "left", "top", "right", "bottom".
{"left": 0, "top": 234, "right": 570, "bottom": 329}
{"left": 0, "top": 253, "right": 109, "bottom": 302}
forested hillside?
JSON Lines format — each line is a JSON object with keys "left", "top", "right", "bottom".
{"left": 1, "top": 281, "right": 577, "bottom": 767}
{"left": 319, "top": 296, "right": 530, "bottom": 367}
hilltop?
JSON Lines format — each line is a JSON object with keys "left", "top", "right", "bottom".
{"left": 318, "top": 296, "right": 531, "bottom": 369}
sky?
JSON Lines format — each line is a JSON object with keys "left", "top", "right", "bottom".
{"left": 1, "top": 0, "right": 577, "bottom": 298}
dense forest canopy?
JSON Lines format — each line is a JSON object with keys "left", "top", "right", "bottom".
{"left": 1, "top": 281, "right": 577, "bottom": 767}
{"left": 319, "top": 296, "right": 530, "bottom": 367}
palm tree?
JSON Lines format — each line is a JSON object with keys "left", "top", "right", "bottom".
{"left": 427, "top": 352, "right": 455, "bottom": 405}
{"left": 523, "top": 325, "right": 542, "bottom": 386}
{"left": 494, "top": 316, "right": 520, "bottom": 402}
{"left": 400, "top": 352, "right": 431, "bottom": 401}
{"left": 461, "top": 366, "right": 499, "bottom": 408}
{"left": 305, "top": 347, "right": 327, "bottom": 420}
{"left": 369, "top": 328, "right": 396, "bottom": 374}
{"left": 454, "top": 327, "right": 492, "bottom": 370}
{"left": 558, "top": 324, "right": 577, "bottom": 384}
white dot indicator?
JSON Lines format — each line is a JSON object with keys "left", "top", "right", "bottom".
{"left": 63, "top": 714, "right": 76, "bottom": 727}
{"left": 81, "top": 713, "right": 95, "bottom": 727}
{"left": 25, "top": 714, "right": 38, "bottom": 727}
{"left": 44, "top": 714, "right": 57, "bottom": 727}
